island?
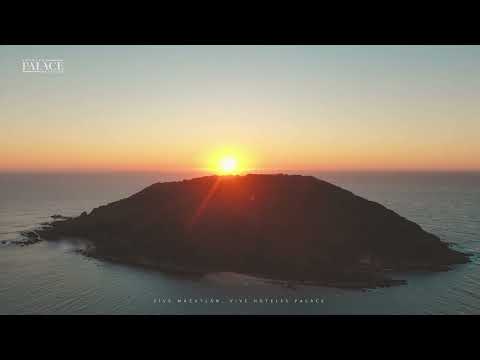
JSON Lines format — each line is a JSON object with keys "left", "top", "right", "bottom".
{"left": 36, "top": 174, "right": 470, "bottom": 288}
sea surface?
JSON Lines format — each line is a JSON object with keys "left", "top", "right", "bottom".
{"left": 0, "top": 171, "right": 479, "bottom": 315}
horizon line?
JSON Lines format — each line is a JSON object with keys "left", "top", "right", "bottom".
{"left": 1, "top": 168, "right": 480, "bottom": 175}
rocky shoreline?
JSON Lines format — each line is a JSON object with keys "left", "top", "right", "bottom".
{"left": 75, "top": 244, "right": 407, "bottom": 289}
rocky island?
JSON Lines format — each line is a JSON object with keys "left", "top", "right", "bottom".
{"left": 36, "top": 174, "right": 470, "bottom": 288}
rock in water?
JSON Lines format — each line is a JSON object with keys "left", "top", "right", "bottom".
{"left": 51, "top": 214, "right": 72, "bottom": 220}
{"left": 37, "top": 174, "right": 469, "bottom": 288}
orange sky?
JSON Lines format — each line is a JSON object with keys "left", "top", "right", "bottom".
{"left": 2, "top": 45, "right": 480, "bottom": 173}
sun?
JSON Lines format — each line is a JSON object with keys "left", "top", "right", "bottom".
{"left": 205, "top": 147, "right": 251, "bottom": 175}
{"left": 218, "top": 156, "right": 238, "bottom": 174}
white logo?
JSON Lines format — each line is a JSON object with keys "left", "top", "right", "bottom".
{"left": 22, "top": 59, "right": 64, "bottom": 73}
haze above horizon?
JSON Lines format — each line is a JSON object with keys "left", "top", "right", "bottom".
{"left": 1, "top": 45, "right": 480, "bottom": 172}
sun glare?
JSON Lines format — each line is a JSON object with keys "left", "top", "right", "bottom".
{"left": 205, "top": 147, "right": 251, "bottom": 175}
{"left": 218, "top": 156, "right": 238, "bottom": 174}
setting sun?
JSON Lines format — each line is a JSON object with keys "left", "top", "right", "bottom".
{"left": 218, "top": 156, "right": 238, "bottom": 174}
{"left": 204, "top": 147, "right": 252, "bottom": 175}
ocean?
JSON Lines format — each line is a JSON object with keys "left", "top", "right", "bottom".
{"left": 0, "top": 171, "right": 479, "bottom": 314}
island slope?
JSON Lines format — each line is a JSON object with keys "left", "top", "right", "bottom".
{"left": 37, "top": 174, "right": 470, "bottom": 288}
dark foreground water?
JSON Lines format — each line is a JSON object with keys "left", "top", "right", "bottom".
{"left": 1, "top": 171, "right": 479, "bottom": 314}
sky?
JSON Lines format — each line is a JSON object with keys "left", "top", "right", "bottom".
{"left": 1, "top": 45, "right": 480, "bottom": 173}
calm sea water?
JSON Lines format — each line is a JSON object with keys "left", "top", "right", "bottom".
{"left": 0, "top": 171, "right": 479, "bottom": 315}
